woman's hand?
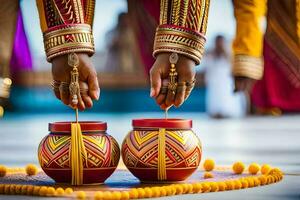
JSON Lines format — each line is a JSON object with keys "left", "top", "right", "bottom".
{"left": 234, "top": 76, "right": 256, "bottom": 93}
{"left": 52, "top": 53, "right": 99, "bottom": 110}
{"left": 149, "top": 53, "right": 196, "bottom": 110}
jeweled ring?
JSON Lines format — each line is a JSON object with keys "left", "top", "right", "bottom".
{"left": 59, "top": 82, "right": 70, "bottom": 94}
{"left": 51, "top": 80, "right": 61, "bottom": 92}
{"left": 160, "top": 86, "right": 168, "bottom": 94}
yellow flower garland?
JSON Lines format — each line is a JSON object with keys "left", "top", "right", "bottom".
{"left": 0, "top": 163, "right": 284, "bottom": 199}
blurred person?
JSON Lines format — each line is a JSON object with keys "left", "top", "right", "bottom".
{"left": 0, "top": 0, "right": 32, "bottom": 116}
{"left": 232, "top": 0, "right": 300, "bottom": 114}
{"left": 36, "top": 0, "right": 210, "bottom": 110}
{"left": 201, "top": 35, "right": 246, "bottom": 118}
{"left": 105, "top": 12, "right": 142, "bottom": 74}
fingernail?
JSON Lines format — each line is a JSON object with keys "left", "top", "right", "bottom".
{"left": 96, "top": 91, "right": 100, "bottom": 100}
{"left": 150, "top": 88, "right": 155, "bottom": 97}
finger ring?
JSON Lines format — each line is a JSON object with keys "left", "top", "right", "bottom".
{"left": 51, "top": 80, "right": 61, "bottom": 92}
{"left": 168, "top": 53, "right": 179, "bottom": 95}
{"left": 160, "top": 86, "right": 168, "bottom": 94}
{"left": 59, "top": 82, "right": 70, "bottom": 94}
{"left": 186, "top": 80, "right": 196, "bottom": 87}
{"left": 80, "top": 88, "right": 89, "bottom": 95}
{"left": 176, "top": 85, "right": 186, "bottom": 92}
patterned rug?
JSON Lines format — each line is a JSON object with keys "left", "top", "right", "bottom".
{"left": 0, "top": 166, "right": 283, "bottom": 199}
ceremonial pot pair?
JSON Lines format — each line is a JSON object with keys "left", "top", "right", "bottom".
{"left": 38, "top": 119, "right": 202, "bottom": 184}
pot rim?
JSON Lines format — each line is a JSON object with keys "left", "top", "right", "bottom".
{"left": 49, "top": 121, "right": 107, "bottom": 132}
{"left": 132, "top": 118, "right": 192, "bottom": 129}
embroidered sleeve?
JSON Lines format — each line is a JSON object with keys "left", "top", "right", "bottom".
{"left": 232, "top": 0, "right": 266, "bottom": 80}
{"left": 36, "top": 0, "right": 95, "bottom": 62}
{"left": 153, "top": 0, "right": 210, "bottom": 64}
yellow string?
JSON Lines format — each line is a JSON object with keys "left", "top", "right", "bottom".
{"left": 157, "top": 128, "right": 167, "bottom": 180}
{"left": 71, "top": 123, "right": 87, "bottom": 185}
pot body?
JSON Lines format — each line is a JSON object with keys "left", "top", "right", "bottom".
{"left": 122, "top": 119, "right": 202, "bottom": 181}
{"left": 38, "top": 122, "right": 120, "bottom": 184}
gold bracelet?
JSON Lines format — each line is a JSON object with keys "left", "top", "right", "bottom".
{"left": 43, "top": 24, "right": 95, "bottom": 62}
{"left": 153, "top": 25, "right": 206, "bottom": 65}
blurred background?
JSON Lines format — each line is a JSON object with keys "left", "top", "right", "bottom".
{"left": 0, "top": 0, "right": 239, "bottom": 114}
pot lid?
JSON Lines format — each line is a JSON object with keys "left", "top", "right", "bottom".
{"left": 132, "top": 118, "right": 192, "bottom": 129}
{"left": 49, "top": 121, "right": 107, "bottom": 132}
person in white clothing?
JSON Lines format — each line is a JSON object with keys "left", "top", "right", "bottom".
{"left": 199, "top": 35, "right": 247, "bottom": 118}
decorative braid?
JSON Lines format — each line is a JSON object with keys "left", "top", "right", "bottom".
{"left": 43, "top": 24, "right": 94, "bottom": 61}
{"left": 153, "top": 25, "right": 206, "bottom": 64}
{"left": 155, "top": 0, "right": 209, "bottom": 63}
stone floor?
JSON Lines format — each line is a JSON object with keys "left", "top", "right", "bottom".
{"left": 0, "top": 112, "right": 299, "bottom": 199}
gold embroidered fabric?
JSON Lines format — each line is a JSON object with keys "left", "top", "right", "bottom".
{"left": 153, "top": 0, "right": 210, "bottom": 64}
{"left": 36, "top": 0, "right": 95, "bottom": 61}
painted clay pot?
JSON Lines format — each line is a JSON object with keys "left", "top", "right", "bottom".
{"left": 38, "top": 121, "right": 120, "bottom": 184}
{"left": 122, "top": 119, "right": 202, "bottom": 181}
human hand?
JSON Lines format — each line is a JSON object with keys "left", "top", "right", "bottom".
{"left": 52, "top": 53, "right": 99, "bottom": 110}
{"left": 234, "top": 76, "right": 256, "bottom": 93}
{"left": 149, "top": 53, "right": 196, "bottom": 110}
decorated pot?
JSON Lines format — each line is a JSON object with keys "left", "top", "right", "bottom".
{"left": 38, "top": 121, "right": 120, "bottom": 184}
{"left": 122, "top": 119, "right": 202, "bottom": 181}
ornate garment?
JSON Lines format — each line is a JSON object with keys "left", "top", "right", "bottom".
{"left": 233, "top": 0, "right": 300, "bottom": 112}
{"left": 36, "top": 0, "right": 95, "bottom": 61}
{"left": 128, "top": 0, "right": 210, "bottom": 73}
{"left": 153, "top": 0, "right": 210, "bottom": 65}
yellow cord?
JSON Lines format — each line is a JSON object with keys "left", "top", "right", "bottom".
{"left": 157, "top": 128, "right": 167, "bottom": 180}
{"left": 71, "top": 123, "right": 87, "bottom": 185}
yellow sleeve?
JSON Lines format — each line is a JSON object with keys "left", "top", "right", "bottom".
{"left": 153, "top": 0, "right": 210, "bottom": 65}
{"left": 36, "top": 0, "right": 95, "bottom": 62}
{"left": 232, "top": 0, "right": 267, "bottom": 80}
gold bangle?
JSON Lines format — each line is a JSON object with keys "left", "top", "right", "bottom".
{"left": 153, "top": 25, "right": 206, "bottom": 65}
{"left": 43, "top": 24, "right": 95, "bottom": 62}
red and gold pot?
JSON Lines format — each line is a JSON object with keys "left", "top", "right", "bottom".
{"left": 38, "top": 121, "right": 120, "bottom": 184}
{"left": 121, "top": 119, "right": 202, "bottom": 182}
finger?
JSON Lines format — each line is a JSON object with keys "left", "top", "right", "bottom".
{"left": 88, "top": 72, "right": 100, "bottom": 100}
{"left": 59, "top": 83, "right": 70, "bottom": 105}
{"left": 156, "top": 94, "right": 166, "bottom": 106}
{"left": 69, "top": 90, "right": 86, "bottom": 111}
{"left": 52, "top": 80, "right": 61, "bottom": 100}
{"left": 155, "top": 79, "right": 168, "bottom": 106}
{"left": 74, "top": 93, "right": 85, "bottom": 111}
{"left": 79, "top": 81, "right": 93, "bottom": 108}
{"left": 160, "top": 103, "right": 171, "bottom": 110}
{"left": 245, "top": 80, "right": 254, "bottom": 94}
{"left": 53, "top": 89, "right": 61, "bottom": 100}
{"left": 165, "top": 88, "right": 176, "bottom": 107}
{"left": 174, "top": 83, "right": 186, "bottom": 107}
{"left": 150, "top": 69, "right": 161, "bottom": 97}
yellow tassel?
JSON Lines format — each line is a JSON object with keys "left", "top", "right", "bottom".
{"left": 71, "top": 123, "right": 87, "bottom": 185}
{"left": 157, "top": 128, "right": 167, "bottom": 180}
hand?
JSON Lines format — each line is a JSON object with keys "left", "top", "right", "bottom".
{"left": 52, "top": 53, "right": 99, "bottom": 110}
{"left": 234, "top": 76, "right": 256, "bottom": 93}
{"left": 149, "top": 53, "right": 196, "bottom": 110}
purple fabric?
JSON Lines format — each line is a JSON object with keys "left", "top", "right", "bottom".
{"left": 9, "top": 8, "right": 32, "bottom": 74}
